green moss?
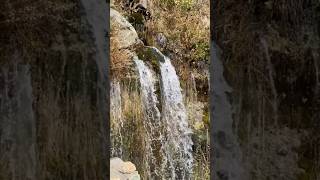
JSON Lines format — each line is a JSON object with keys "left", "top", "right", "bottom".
{"left": 191, "top": 41, "right": 209, "bottom": 62}
{"left": 136, "top": 47, "right": 161, "bottom": 74}
{"left": 158, "top": 0, "right": 176, "bottom": 9}
{"left": 158, "top": 0, "right": 195, "bottom": 11}
{"left": 127, "top": 12, "right": 145, "bottom": 25}
{"left": 202, "top": 110, "right": 210, "bottom": 127}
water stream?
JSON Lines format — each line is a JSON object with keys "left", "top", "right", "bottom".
{"left": 212, "top": 42, "right": 245, "bottom": 180}
{"left": 110, "top": 80, "right": 124, "bottom": 158}
{"left": 134, "top": 57, "right": 162, "bottom": 178}
{"left": 157, "top": 48, "right": 194, "bottom": 179}
{"left": 111, "top": 47, "right": 194, "bottom": 179}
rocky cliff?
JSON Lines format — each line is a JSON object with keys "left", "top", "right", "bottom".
{"left": 110, "top": 0, "right": 210, "bottom": 179}
{"left": 0, "top": 1, "right": 109, "bottom": 179}
{"left": 213, "top": 0, "right": 320, "bottom": 179}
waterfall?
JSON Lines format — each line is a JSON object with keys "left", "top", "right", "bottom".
{"left": 134, "top": 57, "right": 162, "bottom": 178}
{"left": 110, "top": 80, "right": 124, "bottom": 157}
{"left": 212, "top": 42, "right": 245, "bottom": 180}
{"left": 80, "top": 0, "right": 108, "bottom": 73}
{"left": 130, "top": 48, "right": 194, "bottom": 179}
{"left": 0, "top": 59, "right": 36, "bottom": 179}
{"left": 156, "top": 48, "right": 194, "bottom": 179}
{"left": 80, "top": 1, "right": 109, "bottom": 175}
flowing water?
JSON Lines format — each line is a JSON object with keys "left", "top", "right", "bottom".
{"left": 80, "top": 0, "right": 108, "bottom": 73}
{"left": 80, "top": 1, "right": 109, "bottom": 170}
{"left": 110, "top": 80, "right": 124, "bottom": 158}
{"left": 212, "top": 42, "right": 245, "bottom": 180}
{"left": 111, "top": 48, "right": 194, "bottom": 179}
{"left": 80, "top": 2, "right": 196, "bottom": 175}
{"left": 134, "top": 57, "right": 162, "bottom": 178}
{"left": 157, "top": 48, "right": 194, "bottom": 179}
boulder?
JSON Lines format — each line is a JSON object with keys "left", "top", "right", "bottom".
{"left": 110, "top": 8, "right": 141, "bottom": 50}
{"left": 110, "top": 158, "right": 141, "bottom": 180}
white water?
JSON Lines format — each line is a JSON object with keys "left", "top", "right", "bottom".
{"left": 110, "top": 80, "right": 124, "bottom": 157}
{"left": 212, "top": 42, "right": 245, "bottom": 180}
{"left": 134, "top": 58, "right": 161, "bottom": 125}
{"left": 134, "top": 57, "right": 162, "bottom": 178}
{"left": 155, "top": 48, "right": 193, "bottom": 179}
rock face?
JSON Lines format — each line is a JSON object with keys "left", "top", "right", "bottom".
{"left": 111, "top": 8, "right": 141, "bottom": 50}
{"left": 0, "top": 1, "right": 108, "bottom": 179}
{"left": 0, "top": 59, "right": 36, "bottom": 180}
{"left": 213, "top": 0, "right": 320, "bottom": 179}
{"left": 110, "top": 158, "right": 141, "bottom": 180}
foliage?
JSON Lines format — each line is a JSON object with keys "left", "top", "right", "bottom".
{"left": 146, "top": 0, "right": 209, "bottom": 82}
{"left": 111, "top": 1, "right": 210, "bottom": 179}
{"left": 175, "top": 0, "right": 195, "bottom": 10}
{"left": 191, "top": 41, "right": 210, "bottom": 62}
{"left": 157, "top": 0, "right": 196, "bottom": 10}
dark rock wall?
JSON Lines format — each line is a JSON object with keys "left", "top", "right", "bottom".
{"left": 0, "top": 59, "right": 36, "bottom": 180}
{"left": 0, "top": 1, "right": 108, "bottom": 179}
{"left": 213, "top": 0, "right": 320, "bottom": 179}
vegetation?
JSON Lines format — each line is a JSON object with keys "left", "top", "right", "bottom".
{"left": 112, "top": 0, "right": 209, "bottom": 81}
{"left": 148, "top": 0, "right": 209, "bottom": 63}
{"left": 111, "top": 0, "right": 210, "bottom": 179}
{"left": 110, "top": 29, "right": 132, "bottom": 79}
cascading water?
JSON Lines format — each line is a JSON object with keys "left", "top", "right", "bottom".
{"left": 80, "top": 1, "right": 109, "bottom": 173}
{"left": 134, "top": 57, "right": 162, "bottom": 178}
{"left": 212, "top": 42, "right": 245, "bottom": 180}
{"left": 125, "top": 48, "right": 194, "bottom": 179}
{"left": 110, "top": 80, "right": 124, "bottom": 157}
{"left": 155, "top": 48, "right": 194, "bottom": 179}
{"left": 80, "top": 0, "right": 108, "bottom": 72}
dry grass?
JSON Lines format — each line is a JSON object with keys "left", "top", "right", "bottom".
{"left": 149, "top": 0, "right": 209, "bottom": 83}
{"left": 111, "top": 1, "right": 210, "bottom": 179}
{"left": 147, "top": 0, "right": 210, "bottom": 59}
{"left": 110, "top": 80, "right": 151, "bottom": 179}
{"left": 111, "top": 0, "right": 209, "bottom": 82}
{"left": 110, "top": 34, "right": 132, "bottom": 79}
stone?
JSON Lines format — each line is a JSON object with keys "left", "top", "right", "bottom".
{"left": 156, "top": 33, "right": 167, "bottom": 48}
{"left": 110, "top": 158, "right": 141, "bottom": 180}
{"left": 120, "top": 162, "right": 137, "bottom": 174}
{"left": 110, "top": 8, "right": 140, "bottom": 50}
